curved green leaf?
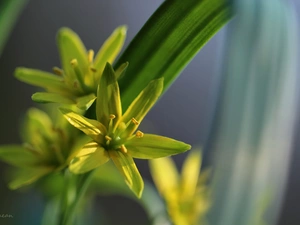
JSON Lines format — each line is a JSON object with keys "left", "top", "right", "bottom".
{"left": 116, "top": 0, "right": 231, "bottom": 109}
{"left": 0, "top": 0, "right": 28, "bottom": 56}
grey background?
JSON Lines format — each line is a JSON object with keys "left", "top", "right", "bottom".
{"left": 0, "top": 0, "right": 299, "bottom": 224}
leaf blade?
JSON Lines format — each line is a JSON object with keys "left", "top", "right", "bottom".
{"left": 116, "top": 0, "right": 231, "bottom": 109}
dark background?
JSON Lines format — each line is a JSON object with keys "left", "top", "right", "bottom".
{"left": 0, "top": 1, "right": 299, "bottom": 224}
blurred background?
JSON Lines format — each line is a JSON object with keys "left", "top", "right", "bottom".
{"left": 0, "top": 0, "right": 299, "bottom": 224}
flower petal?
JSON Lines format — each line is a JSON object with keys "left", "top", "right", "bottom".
{"left": 9, "top": 166, "right": 53, "bottom": 190}
{"left": 69, "top": 145, "right": 109, "bottom": 174}
{"left": 57, "top": 28, "right": 89, "bottom": 82}
{"left": 121, "top": 78, "right": 163, "bottom": 136}
{"left": 109, "top": 150, "right": 144, "bottom": 198}
{"left": 149, "top": 157, "right": 179, "bottom": 198}
{"left": 181, "top": 150, "right": 201, "bottom": 199}
{"left": 115, "top": 62, "right": 129, "bottom": 80}
{"left": 21, "top": 108, "right": 54, "bottom": 150}
{"left": 32, "top": 92, "right": 75, "bottom": 104}
{"left": 15, "top": 68, "right": 67, "bottom": 94}
{"left": 60, "top": 108, "right": 106, "bottom": 143}
{"left": 76, "top": 93, "right": 96, "bottom": 110}
{"left": 0, "top": 145, "right": 39, "bottom": 167}
{"left": 94, "top": 26, "right": 127, "bottom": 82}
{"left": 96, "top": 63, "right": 122, "bottom": 127}
{"left": 126, "top": 134, "right": 191, "bottom": 159}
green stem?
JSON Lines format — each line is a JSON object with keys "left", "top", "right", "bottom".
{"left": 59, "top": 170, "right": 95, "bottom": 225}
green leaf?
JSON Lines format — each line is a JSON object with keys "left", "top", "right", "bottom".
{"left": 126, "top": 134, "right": 191, "bottom": 159}
{"left": 69, "top": 144, "right": 109, "bottom": 174}
{"left": 116, "top": 0, "right": 231, "bottom": 109}
{"left": 0, "top": 0, "right": 28, "bottom": 56}
{"left": 94, "top": 25, "right": 127, "bottom": 82}
{"left": 0, "top": 145, "right": 39, "bottom": 167}
{"left": 96, "top": 63, "right": 122, "bottom": 127}
{"left": 32, "top": 92, "right": 74, "bottom": 104}
{"left": 76, "top": 93, "right": 96, "bottom": 110}
{"left": 15, "top": 68, "right": 68, "bottom": 94}
{"left": 9, "top": 166, "right": 53, "bottom": 190}
{"left": 149, "top": 157, "right": 179, "bottom": 198}
{"left": 57, "top": 27, "right": 89, "bottom": 81}
{"left": 109, "top": 150, "right": 144, "bottom": 198}
{"left": 60, "top": 108, "right": 106, "bottom": 143}
{"left": 120, "top": 78, "right": 163, "bottom": 136}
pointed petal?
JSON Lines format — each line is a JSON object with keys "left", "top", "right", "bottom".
{"left": 69, "top": 144, "right": 109, "bottom": 174}
{"left": 126, "top": 134, "right": 191, "bottom": 159}
{"left": 94, "top": 26, "right": 127, "bottom": 82}
{"left": 15, "top": 68, "right": 67, "bottom": 94}
{"left": 57, "top": 28, "right": 88, "bottom": 81}
{"left": 0, "top": 145, "right": 39, "bottom": 167}
{"left": 96, "top": 63, "right": 122, "bottom": 127}
{"left": 21, "top": 108, "right": 54, "bottom": 149}
{"left": 60, "top": 108, "right": 106, "bottom": 143}
{"left": 32, "top": 92, "right": 75, "bottom": 104}
{"left": 9, "top": 167, "right": 53, "bottom": 190}
{"left": 67, "top": 135, "right": 93, "bottom": 162}
{"left": 76, "top": 93, "right": 96, "bottom": 110}
{"left": 109, "top": 150, "right": 144, "bottom": 198}
{"left": 115, "top": 62, "right": 129, "bottom": 80}
{"left": 121, "top": 78, "right": 163, "bottom": 136}
{"left": 181, "top": 150, "right": 201, "bottom": 199}
{"left": 149, "top": 157, "right": 179, "bottom": 198}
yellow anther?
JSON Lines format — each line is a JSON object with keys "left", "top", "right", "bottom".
{"left": 120, "top": 145, "right": 128, "bottom": 154}
{"left": 105, "top": 135, "right": 112, "bottom": 141}
{"left": 53, "top": 67, "right": 63, "bottom": 76}
{"left": 135, "top": 130, "right": 144, "bottom": 138}
{"left": 90, "top": 67, "right": 97, "bottom": 73}
{"left": 131, "top": 118, "right": 139, "bottom": 125}
{"left": 88, "top": 50, "right": 94, "bottom": 63}
{"left": 110, "top": 114, "right": 116, "bottom": 119}
{"left": 70, "top": 59, "right": 78, "bottom": 67}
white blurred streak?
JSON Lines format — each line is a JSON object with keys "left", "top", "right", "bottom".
{"left": 207, "top": 0, "right": 299, "bottom": 225}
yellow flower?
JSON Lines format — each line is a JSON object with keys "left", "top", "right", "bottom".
{"left": 0, "top": 108, "right": 89, "bottom": 189}
{"left": 150, "top": 151, "right": 210, "bottom": 225}
{"left": 60, "top": 63, "right": 191, "bottom": 197}
{"left": 14, "top": 26, "right": 127, "bottom": 110}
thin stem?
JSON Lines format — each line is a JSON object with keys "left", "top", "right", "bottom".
{"left": 62, "top": 170, "right": 95, "bottom": 225}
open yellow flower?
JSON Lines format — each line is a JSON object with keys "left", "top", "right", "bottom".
{"left": 150, "top": 151, "right": 210, "bottom": 225}
{"left": 14, "top": 26, "right": 127, "bottom": 110}
{"left": 60, "top": 63, "right": 191, "bottom": 197}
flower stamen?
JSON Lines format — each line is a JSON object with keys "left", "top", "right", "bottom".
{"left": 88, "top": 50, "right": 94, "bottom": 63}
{"left": 135, "top": 130, "right": 144, "bottom": 138}
{"left": 105, "top": 135, "right": 112, "bottom": 145}
{"left": 90, "top": 67, "right": 97, "bottom": 73}
{"left": 52, "top": 67, "right": 63, "bottom": 76}
{"left": 120, "top": 144, "right": 128, "bottom": 154}
{"left": 131, "top": 118, "right": 139, "bottom": 125}
{"left": 71, "top": 58, "right": 87, "bottom": 91}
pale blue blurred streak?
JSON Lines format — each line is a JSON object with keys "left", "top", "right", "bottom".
{"left": 207, "top": 1, "right": 299, "bottom": 225}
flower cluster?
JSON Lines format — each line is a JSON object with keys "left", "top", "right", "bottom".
{"left": 0, "top": 26, "right": 191, "bottom": 198}
{"left": 14, "top": 26, "right": 127, "bottom": 110}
